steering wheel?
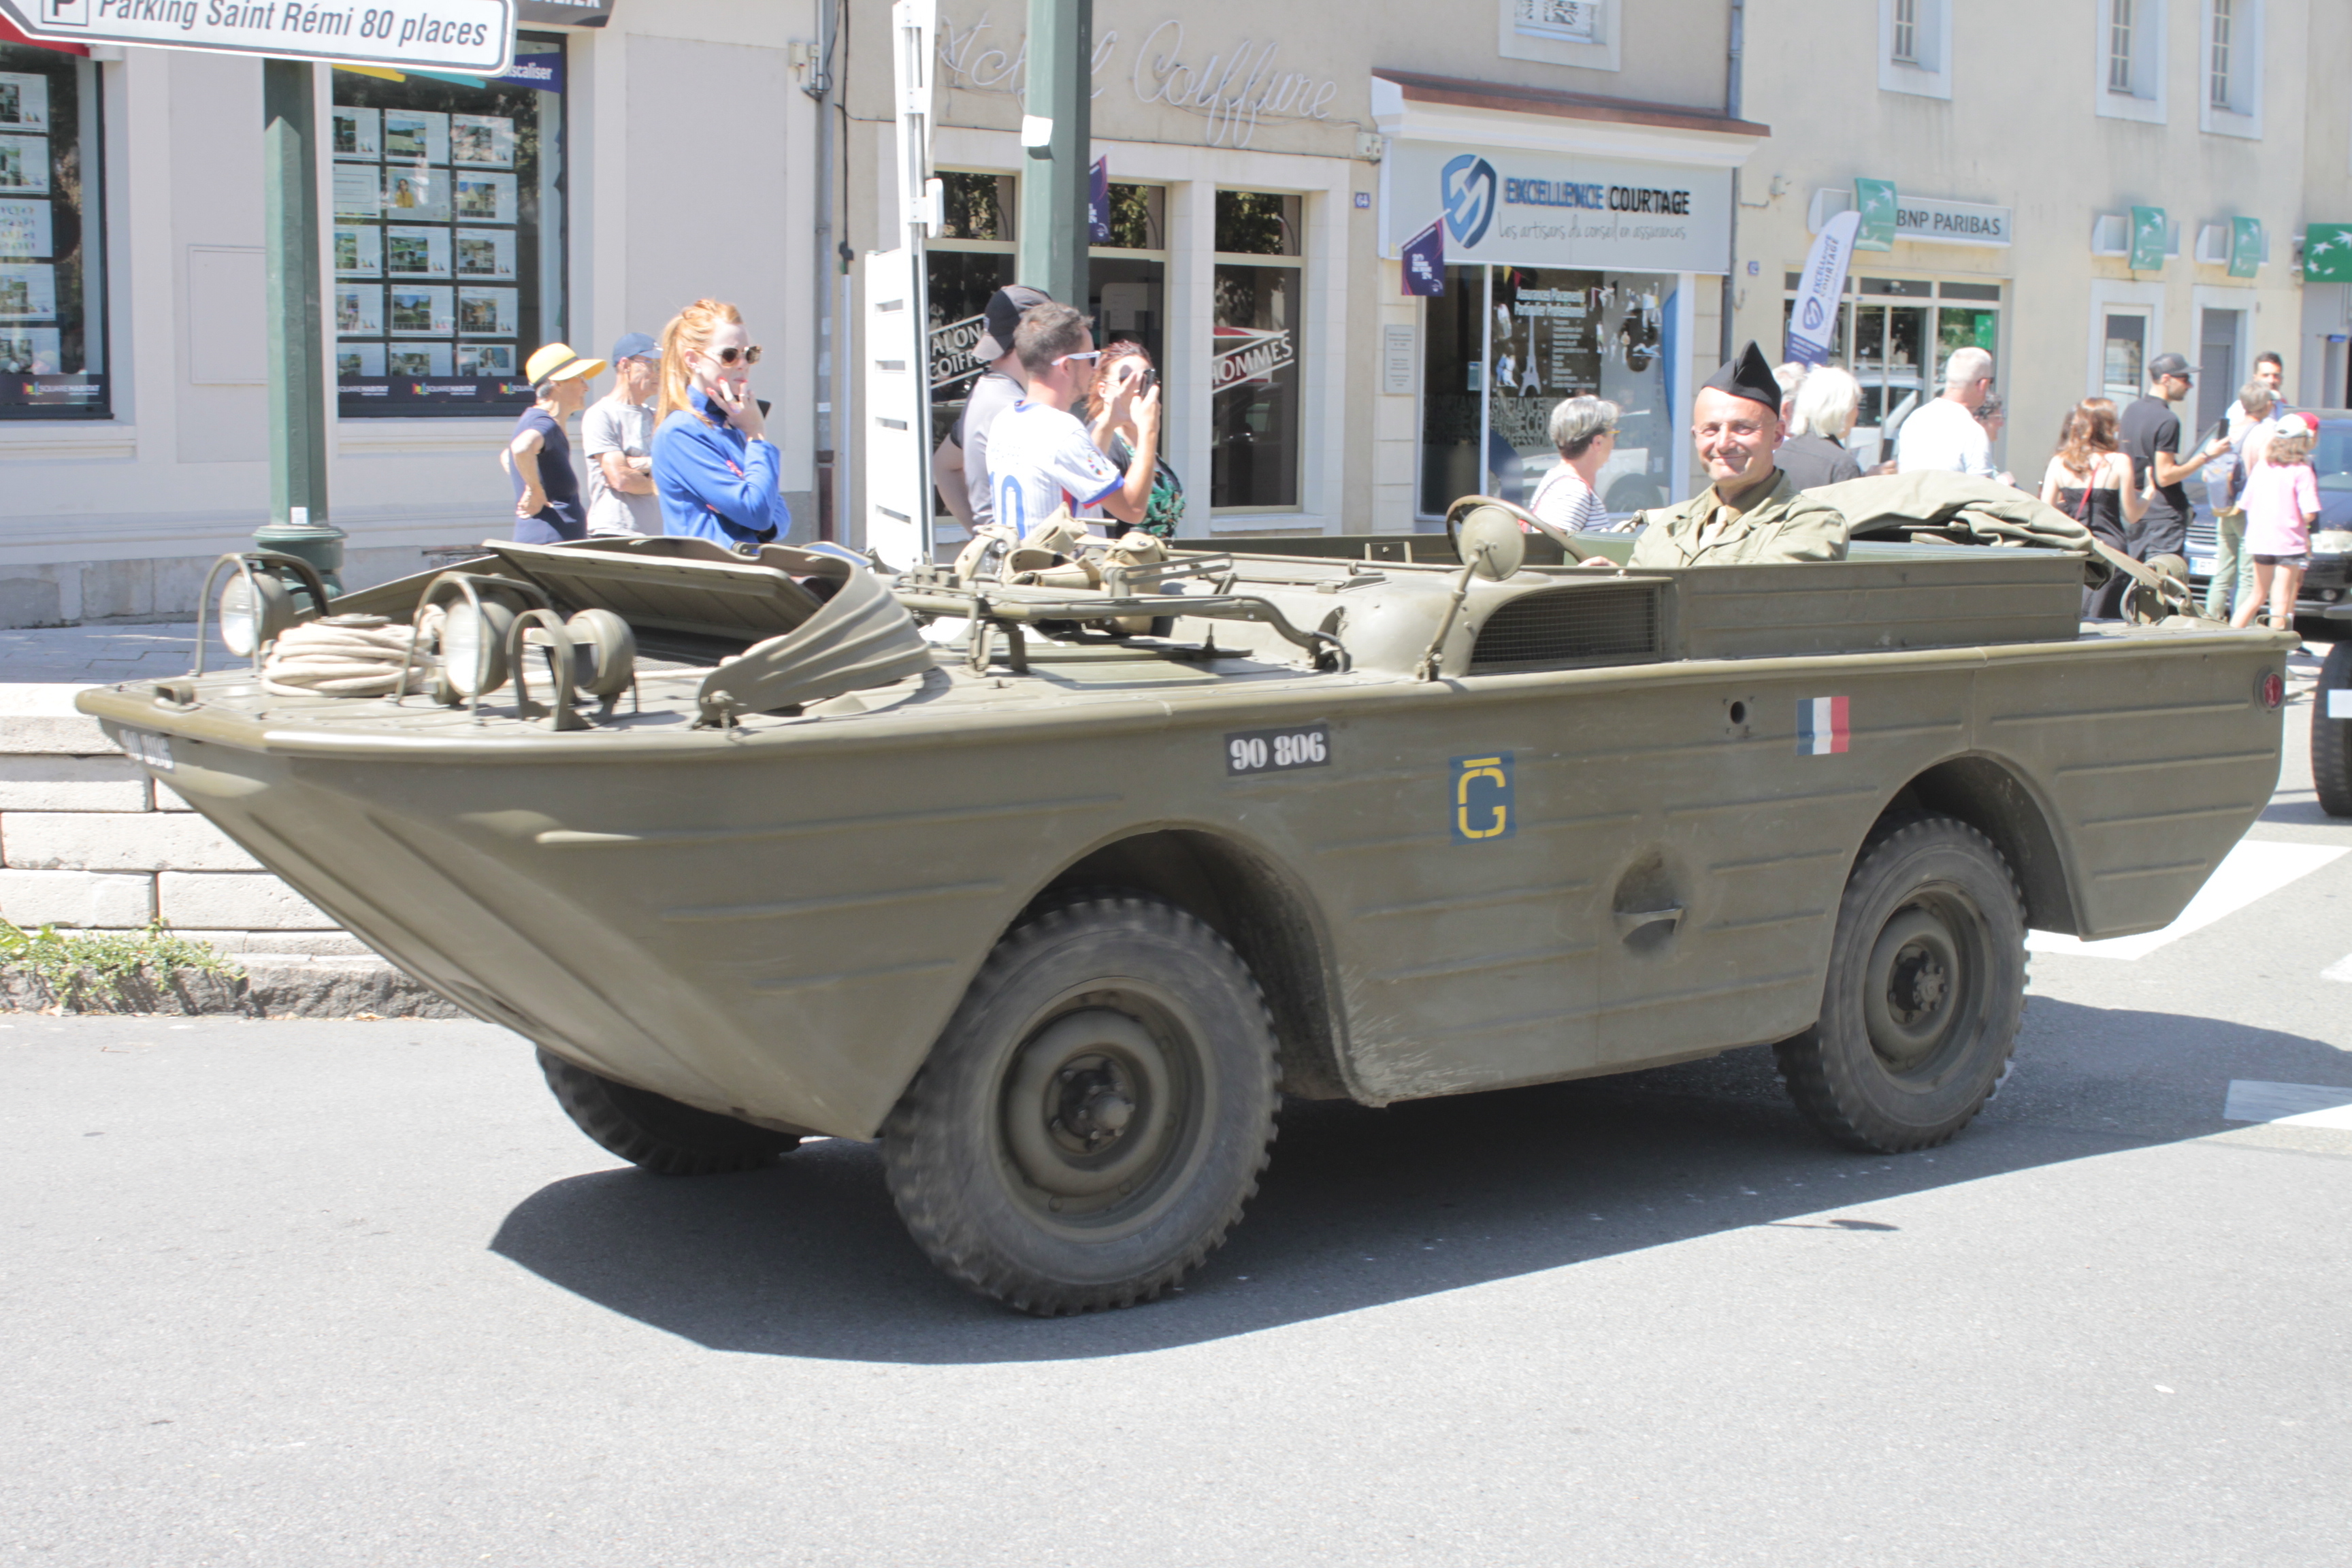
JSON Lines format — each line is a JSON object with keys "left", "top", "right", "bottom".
{"left": 1443, "top": 495, "right": 1606, "bottom": 564}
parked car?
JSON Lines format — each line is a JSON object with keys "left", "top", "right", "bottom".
{"left": 2185, "top": 409, "right": 2352, "bottom": 635}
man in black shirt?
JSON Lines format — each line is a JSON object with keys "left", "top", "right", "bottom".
{"left": 2119, "top": 351, "right": 2228, "bottom": 560}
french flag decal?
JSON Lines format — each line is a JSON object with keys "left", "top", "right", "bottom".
{"left": 1797, "top": 696, "right": 1850, "bottom": 755}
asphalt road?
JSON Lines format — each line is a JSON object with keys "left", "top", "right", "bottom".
{"left": 6, "top": 672, "right": 2351, "bottom": 1566}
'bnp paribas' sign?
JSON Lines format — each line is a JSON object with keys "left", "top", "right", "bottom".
{"left": 0, "top": 0, "right": 515, "bottom": 74}
{"left": 1383, "top": 139, "right": 1731, "bottom": 276}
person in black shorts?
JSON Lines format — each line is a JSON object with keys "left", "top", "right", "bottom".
{"left": 506, "top": 341, "right": 607, "bottom": 544}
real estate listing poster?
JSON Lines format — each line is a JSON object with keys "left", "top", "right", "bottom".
{"left": 387, "top": 343, "right": 453, "bottom": 378}
{"left": 0, "top": 74, "right": 52, "bottom": 132}
{"left": 0, "top": 262, "right": 56, "bottom": 320}
{"left": 387, "top": 284, "right": 455, "bottom": 338}
{"left": 382, "top": 110, "right": 450, "bottom": 166}
{"left": 333, "top": 224, "right": 382, "bottom": 278}
{"left": 452, "top": 171, "right": 516, "bottom": 225}
{"left": 331, "top": 106, "right": 380, "bottom": 160}
{"left": 457, "top": 286, "right": 517, "bottom": 338}
{"left": 457, "top": 342, "right": 515, "bottom": 378}
{"left": 451, "top": 114, "right": 514, "bottom": 169}
{"left": 333, "top": 166, "right": 381, "bottom": 220}
{"left": 337, "top": 342, "right": 386, "bottom": 377}
{"left": 382, "top": 167, "right": 448, "bottom": 223}
{"left": 0, "top": 198, "right": 50, "bottom": 259}
{"left": 384, "top": 226, "right": 453, "bottom": 278}
{"left": 0, "top": 325, "right": 62, "bottom": 372}
{"left": 335, "top": 285, "right": 384, "bottom": 338}
{"left": 455, "top": 229, "right": 516, "bottom": 280}
{"left": 0, "top": 134, "right": 49, "bottom": 196}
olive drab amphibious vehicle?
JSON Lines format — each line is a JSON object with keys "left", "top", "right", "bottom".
{"left": 77, "top": 489, "right": 2292, "bottom": 1313}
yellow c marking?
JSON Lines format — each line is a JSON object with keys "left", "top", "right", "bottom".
{"left": 1456, "top": 757, "right": 1509, "bottom": 838}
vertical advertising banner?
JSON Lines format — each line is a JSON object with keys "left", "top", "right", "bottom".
{"left": 1088, "top": 155, "right": 1109, "bottom": 245}
{"left": 1784, "top": 210, "right": 1859, "bottom": 367}
{"left": 1852, "top": 179, "right": 1897, "bottom": 252}
{"left": 1401, "top": 218, "right": 1444, "bottom": 296}
{"left": 2129, "top": 206, "right": 2168, "bottom": 271}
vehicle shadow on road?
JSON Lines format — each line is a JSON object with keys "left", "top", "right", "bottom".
{"left": 487, "top": 998, "right": 2349, "bottom": 1364}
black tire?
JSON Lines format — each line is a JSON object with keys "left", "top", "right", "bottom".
{"left": 1775, "top": 817, "right": 2026, "bottom": 1154}
{"left": 2313, "top": 643, "right": 2352, "bottom": 818}
{"left": 537, "top": 1047, "right": 801, "bottom": 1175}
{"left": 880, "top": 894, "right": 1280, "bottom": 1315}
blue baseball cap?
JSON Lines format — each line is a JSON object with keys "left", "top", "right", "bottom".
{"left": 610, "top": 331, "right": 659, "bottom": 363}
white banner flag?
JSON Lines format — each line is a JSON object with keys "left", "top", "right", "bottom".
{"left": 1784, "top": 210, "right": 1860, "bottom": 368}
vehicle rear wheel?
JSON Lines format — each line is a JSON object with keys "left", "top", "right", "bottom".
{"left": 881, "top": 894, "right": 1280, "bottom": 1315}
{"left": 1775, "top": 816, "right": 2025, "bottom": 1154}
{"left": 537, "top": 1047, "right": 801, "bottom": 1175}
{"left": 2313, "top": 644, "right": 2352, "bottom": 819}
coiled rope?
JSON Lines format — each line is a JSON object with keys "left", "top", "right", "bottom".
{"left": 259, "top": 612, "right": 431, "bottom": 698}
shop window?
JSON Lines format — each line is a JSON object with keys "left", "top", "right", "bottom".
{"left": 1779, "top": 274, "right": 2003, "bottom": 467}
{"left": 2102, "top": 311, "right": 2148, "bottom": 404}
{"left": 1092, "top": 182, "right": 1166, "bottom": 403}
{"left": 2199, "top": 0, "right": 2261, "bottom": 137}
{"left": 1879, "top": 0, "right": 1952, "bottom": 99}
{"left": 1420, "top": 265, "right": 1676, "bottom": 519}
{"left": 1211, "top": 191, "right": 1303, "bottom": 512}
{"left": 927, "top": 170, "right": 1015, "bottom": 523}
{"left": 331, "top": 35, "right": 567, "bottom": 419}
{"left": 2096, "top": 0, "right": 2166, "bottom": 123}
{"left": 0, "top": 44, "right": 106, "bottom": 420}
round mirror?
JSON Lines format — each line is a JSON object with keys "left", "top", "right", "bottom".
{"left": 1455, "top": 504, "right": 1527, "bottom": 583}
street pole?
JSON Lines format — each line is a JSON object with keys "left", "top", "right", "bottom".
{"left": 257, "top": 59, "right": 344, "bottom": 591}
{"left": 1015, "top": 0, "right": 1090, "bottom": 313}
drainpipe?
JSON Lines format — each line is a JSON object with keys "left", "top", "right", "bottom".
{"left": 1721, "top": 0, "right": 1742, "bottom": 363}
{"left": 808, "top": 0, "right": 839, "bottom": 540}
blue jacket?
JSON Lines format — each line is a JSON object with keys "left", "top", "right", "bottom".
{"left": 653, "top": 391, "right": 787, "bottom": 547}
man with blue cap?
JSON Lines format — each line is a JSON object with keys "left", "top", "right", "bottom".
{"left": 1627, "top": 340, "right": 1849, "bottom": 568}
{"left": 582, "top": 331, "right": 662, "bottom": 536}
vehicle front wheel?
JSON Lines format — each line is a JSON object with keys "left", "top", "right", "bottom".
{"left": 2311, "top": 643, "right": 2352, "bottom": 818}
{"left": 881, "top": 894, "right": 1280, "bottom": 1315}
{"left": 537, "top": 1047, "right": 802, "bottom": 1175}
{"left": 1775, "top": 817, "right": 2026, "bottom": 1154}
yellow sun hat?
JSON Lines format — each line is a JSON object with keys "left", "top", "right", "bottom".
{"left": 524, "top": 342, "right": 608, "bottom": 391}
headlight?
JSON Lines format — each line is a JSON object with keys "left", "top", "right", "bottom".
{"left": 440, "top": 598, "right": 517, "bottom": 697}
{"left": 218, "top": 569, "right": 295, "bottom": 657}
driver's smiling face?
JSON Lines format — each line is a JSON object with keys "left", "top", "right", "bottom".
{"left": 1693, "top": 387, "right": 1781, "bottom": 490}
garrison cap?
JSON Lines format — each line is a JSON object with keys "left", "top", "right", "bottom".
{"left": 1701, "top": 340, "right": 1782, "bottom": 415}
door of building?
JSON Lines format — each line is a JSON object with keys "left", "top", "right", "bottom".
{"left": 2198, "top": 308, "right": 2242, "bottom": 434}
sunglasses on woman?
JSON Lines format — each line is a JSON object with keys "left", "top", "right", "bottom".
{"left": 697, "top": 344, "right": 762, "bottom": 366}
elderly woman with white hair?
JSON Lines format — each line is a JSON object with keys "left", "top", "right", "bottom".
{"left": 1775, "top": 365, "right": 1867, "bottom": 491}
{"left": 1526, "top": 395, "right": 1619, "bottom": 532}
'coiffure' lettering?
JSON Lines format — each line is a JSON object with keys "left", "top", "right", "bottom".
{"left": 1506, "top": 176, "right": 1692, "bottom": 216}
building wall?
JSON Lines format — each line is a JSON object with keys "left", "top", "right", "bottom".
{"left": 1735, "top": 0, "right": 2332, "bottom": 484}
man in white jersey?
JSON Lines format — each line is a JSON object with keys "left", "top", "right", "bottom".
{"left": 985, "top": 301, "right": 1161, "bottom": 538}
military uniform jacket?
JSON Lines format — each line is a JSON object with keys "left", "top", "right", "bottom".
{"left": 1626, "top": 469, "right": 1850, "bottom": 568}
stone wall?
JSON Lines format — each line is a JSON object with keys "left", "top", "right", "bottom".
{"left": 0, "top": 685, "right": 367, "bottom": 958}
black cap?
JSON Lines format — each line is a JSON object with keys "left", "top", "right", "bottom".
{"left": 975, "top": 284, "right": 1054, "bottom": 361}
{"left": 2149, "top": 351, "right": 2197, "bottom": 382}
{"left": 1701, "top": 340, "right": 1782, "bottom": 414}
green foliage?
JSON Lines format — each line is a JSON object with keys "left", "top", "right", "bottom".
{"left": 0, "top": 918, "right": 240, "bottom": 1011}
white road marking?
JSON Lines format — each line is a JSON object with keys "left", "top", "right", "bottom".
{"left": 2329, "top": 689, "right": 2352, "bottom": 719}
{"left": 2223, "top": 1079, "right": 2352, "bottom": 1129}
{"left": 2322, "top": 953, "right": 2352, "bottom": 983}
{"left": 2027, "top": 840, "right": 2347, "bottom": 961}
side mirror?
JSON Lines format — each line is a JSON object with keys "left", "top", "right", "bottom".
{"left": 1455, "top": 504, "right": 1526, "bottom": 582}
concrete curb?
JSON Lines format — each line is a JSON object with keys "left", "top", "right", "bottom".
{"left": 3, "top": 955, "right": 474, "bottom": 1019}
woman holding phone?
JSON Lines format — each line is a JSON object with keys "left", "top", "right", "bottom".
{"left": 651, "top": 298, "right": 789, "bottom": 548}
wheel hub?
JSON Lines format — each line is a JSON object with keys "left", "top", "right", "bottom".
{"left": 1863, "top": 906, "right": 1965, "bottom": 1071}
{"left": 1002, "top": 1007, "right": 1186, "bottom": 1213}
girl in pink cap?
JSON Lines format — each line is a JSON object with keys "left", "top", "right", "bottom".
{"left": 2234, "top": 412, "right": 2321, "bottom": 630}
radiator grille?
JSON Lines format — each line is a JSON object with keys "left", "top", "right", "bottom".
{"left": 1469, "top": 584, "right": 1661, "bottom": 672}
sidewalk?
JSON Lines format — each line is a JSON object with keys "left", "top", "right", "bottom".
{"left": 0, "top": 620, "right": 201, "bottom": 687}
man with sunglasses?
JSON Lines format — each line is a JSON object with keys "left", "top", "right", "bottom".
{"left": 984, "top": 302, "right": 1161, "bottom": 539}
{"left": 934, "top": 284, "right": 1051, "bottom": 531}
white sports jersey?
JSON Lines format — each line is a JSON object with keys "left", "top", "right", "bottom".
{"left": 985, "top": 399, "right": 1122, "bottom": 538}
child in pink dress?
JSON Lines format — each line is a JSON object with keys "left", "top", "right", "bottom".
{"left": 2233, "top": 415, "right": 2321, "bottom": 630}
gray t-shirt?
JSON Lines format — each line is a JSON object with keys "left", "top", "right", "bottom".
{"left": 955, "top": 368, "right": 1026, "bottom": 529}
{"left": 581, "top": 397, "right": 661, "bottom": 536}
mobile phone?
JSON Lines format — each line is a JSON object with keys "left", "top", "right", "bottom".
{"left": 1134, "top": 365, "right": 1158, "bottom": 395}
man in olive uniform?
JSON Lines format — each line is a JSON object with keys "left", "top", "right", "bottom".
{"left": 1627, "top": 342, "right": 1849, "bottom": 569}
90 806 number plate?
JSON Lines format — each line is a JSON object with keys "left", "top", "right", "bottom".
{"left": 1226, "top": 723, "right": 1330, "bottom": 776}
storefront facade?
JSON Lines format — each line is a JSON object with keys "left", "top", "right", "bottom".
{"left": 845, "top": 0, "right": 1749, "bottom": 544}
{"left": 0, "top": 1, "right": 821, "bottom": 626}
{"left": 1733, "top": 0, "right": 2340, "bottom": 480}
